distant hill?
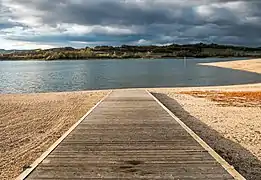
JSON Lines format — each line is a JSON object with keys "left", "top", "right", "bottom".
{"left": 1, "top": 43, "right": 261, "bottom": 60}
{"left": 0, "top": 47, "right": 76, "bottom": 54}
{"left": 0, "top": 49, "right": 32, "bottom": 54}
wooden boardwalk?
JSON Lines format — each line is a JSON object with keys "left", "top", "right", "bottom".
{"left": 20, "top": 90, "right": 243, "bottom": 179}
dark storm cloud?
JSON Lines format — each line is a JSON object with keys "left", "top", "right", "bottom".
{"left": 5, "top": 0, "right": 199, "bottom": 26}
{"left": 5, "top": 0, "right": 245, "bottom": 26}
{"left": 1, "top": 0, "right": 261, "bottom": 47}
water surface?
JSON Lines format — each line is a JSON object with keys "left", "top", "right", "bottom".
{"left": 0, "top": 58, "right": 260, "bottom": 94}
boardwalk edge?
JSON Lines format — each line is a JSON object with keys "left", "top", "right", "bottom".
{"left": 146, "top": 90, "right": 246, "bottom": 180}
{"left": 15, "top": 90, "right": 113, "bottom": 180}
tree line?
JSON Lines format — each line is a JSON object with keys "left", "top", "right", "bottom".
{"left": 1, "top": 43, "right": 261, "bottom": 60}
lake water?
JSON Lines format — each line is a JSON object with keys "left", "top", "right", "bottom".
{"left": 0, "top": 58, "right": 260, "bottom": 94}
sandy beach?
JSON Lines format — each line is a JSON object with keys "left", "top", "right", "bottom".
{"left": 200, "top": 58, "right": 261, "bottom": 74}
{"left": 0, "top": 91, "right": 108, "bottom": 179}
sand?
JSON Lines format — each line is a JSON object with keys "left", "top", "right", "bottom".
{"left": 0, "top": 91, "right": 108, "bottom": 180}
{"left": 200, "top": 58, "right": 261, "bottom": 74}
{"left": 151, "top": 88, "right": 261, "bottom": 180}
{"left": 1, "top": 88, "right": 260, "bottom": 180}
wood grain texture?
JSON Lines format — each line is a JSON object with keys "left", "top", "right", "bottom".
{"left": 25, "top": 90, "right": 235, "bottom": 179}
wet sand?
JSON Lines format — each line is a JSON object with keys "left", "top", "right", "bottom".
{"left": 0, "top": 91, "right": 108, "bottom": 179}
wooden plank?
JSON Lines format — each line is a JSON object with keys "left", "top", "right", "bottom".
{"left": 18, "top": 89, "right": 244, "bottom": 180}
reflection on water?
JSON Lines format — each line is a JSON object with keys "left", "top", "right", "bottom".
{"left": 0, "top": 58, "right": 260, "bottom": 94}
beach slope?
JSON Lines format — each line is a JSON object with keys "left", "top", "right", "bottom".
{"left": 0, "top": 91, "right": 107, "bottom": 179}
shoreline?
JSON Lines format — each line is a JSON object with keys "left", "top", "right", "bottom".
{"left": 1, "top": 82, "right": 261, "bottom": 95}
{"left": 0, "top": 56, "right": 253, "bottom": 61}
{"left": 199, "top": 58, "right": 261, "bottom": 74}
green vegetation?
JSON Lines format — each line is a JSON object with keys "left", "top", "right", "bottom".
{"left": 1, "top": 43, "right": 261, "bottom": 60}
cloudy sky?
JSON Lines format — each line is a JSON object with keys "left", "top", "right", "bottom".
{"left": 0, "top": 0, "right": 261, "bottom": 49}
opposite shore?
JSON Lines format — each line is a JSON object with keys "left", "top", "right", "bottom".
{"left": 0, "top": 58, "right": 260, "bottom": 179}
{"left": 1, "top": 43, "right": 261, "bottom": 60}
